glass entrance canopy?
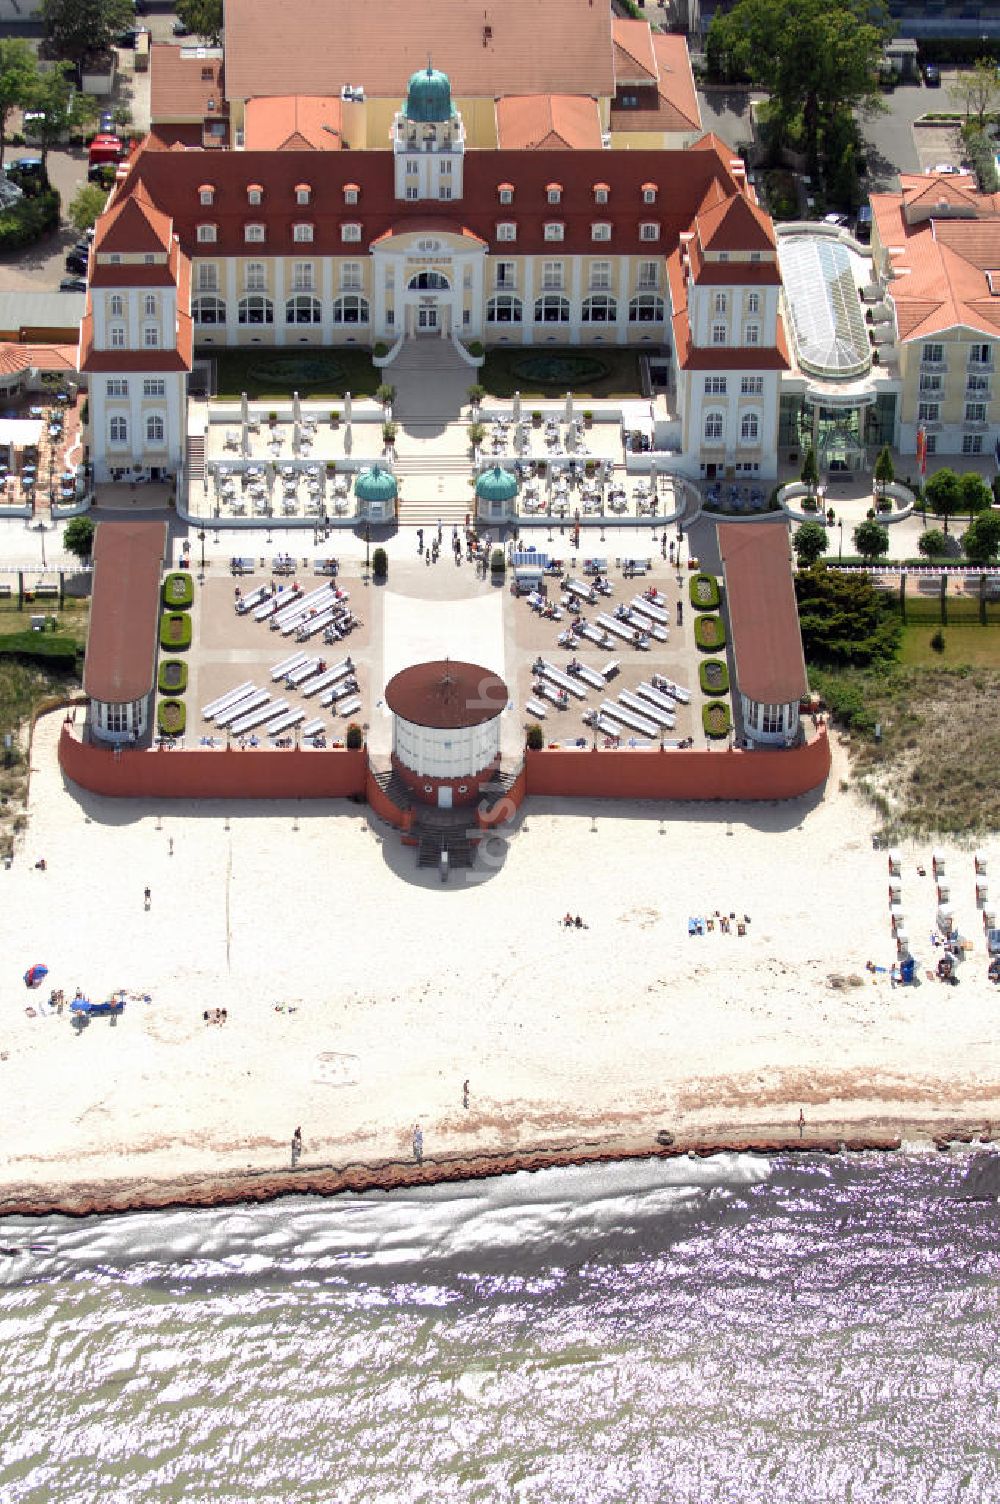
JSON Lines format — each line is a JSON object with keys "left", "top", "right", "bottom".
{"left": 777, "top": 235, "right": 872, "bottom": 381}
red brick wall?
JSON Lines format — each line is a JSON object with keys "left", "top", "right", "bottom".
{"left": 523, "top": 728, "right": 831, "bottom": 802}
{"left": 365, "top": 764, "right": 414, "bottom": 831}
{"left": 59, "top": 724, "right": 368, "bottom": 800}
{"left": 391, "top": 753, "right": 500, "bottom": 809}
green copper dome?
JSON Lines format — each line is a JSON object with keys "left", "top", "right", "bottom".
{"left": 354, "top": 464, "right": 398, "bottom": 502}
{"left": 475, "top": 465, "right": 519, "bottom": 503}
{"left": 404, "top": 65, "right": 454, "bottom": 124}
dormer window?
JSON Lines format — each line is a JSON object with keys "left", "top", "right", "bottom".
{"left": 198, "top": 184, "right": 214, "bottom": 206}
{"left": 343, "top": 183, "right": 359, "bottom": 205}
{"left": 546, "top": 183, "right": 562, "bottom": 205}
{"left": 245, "top": 223, "right": 266, "bottom": 243}
{"left": 197, "top": 223, "right": 217, "bottom": 243}
{"left": 342, "top": 222, "right": 362, "bottom": 243}
{"left": 295, "top": 183, "right": 311, "bottom": 205}
{"left": 247, "top": 184, "right": 263, "bottom": 205}
{"left": 498, "top": 183, "right": 514, "bottom": 205}
{"left": 497, "top": 222, "right": 517, "bottom": 242}
{"left": 293, "top": 223, "right": 314, "bottom": 243}
{"left": 592, "top": 223, "right": 612, "bottom": 242}
{"left": 639, "top": 222, "right": 660, "bottom": 242}
{"left": 641, "top": 183, "right": 658, "bottom": 204}
{"left": 543, "top": 222, "right": 565, "bottom": 242}
{"left": 593, "top": 183, "right": 609, "bottom": 205}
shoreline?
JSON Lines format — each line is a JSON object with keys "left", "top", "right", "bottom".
{"left": 2, "top": 1116, "right": 994, "bottom": 1221}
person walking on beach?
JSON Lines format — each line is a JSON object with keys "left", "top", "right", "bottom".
{"left": 143, "top": 886, "right": 151, "bottom": 911}
{"left": 462, "top": 1079, "right": 470, "bottom": 1109}
{"left": 798, "top": 1109, "right": 805, "bottom": 1138}
{"left": 291, "top": 1126, "right": 302, "bottom": 1165}
{"left": 413, "top": 1124, "right": 424, "bottom": 1164}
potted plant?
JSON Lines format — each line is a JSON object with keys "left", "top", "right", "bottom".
{"left": 346, "top": 722, "right": 363, "bottom": 749}
{"left": 373, "top": 341, "right": 389, "bottom": 359}
{"left": 382, "top": 420, "right": 398, "bottom": 450}
{"left": 372, "top": 546, "right": 388, "bottom": 580}
{"left": 531, "top": 410, "right": 542, "bottom": 427}
{"left": 490, "top": 546, "right": 506, "bottom": 579}
{"left": 468, "top": 421, "right": 486, "bottom": 453}
{"left": 467, "top": 383, "right": 485, "bottom": 413}
{"left": 329, "top": 410, "right": 340, "bottom": 428}
{"left": 376, "top": 382, "right": 395, "bottom": 411}
{"left": 268, "top": 410, "right": 278, "bottom": 427}
{"left": 526, "top": 723, "right": 544, "bottom": 751}
{"left": 582, "top": 410, "right": 593, "bottom": 428}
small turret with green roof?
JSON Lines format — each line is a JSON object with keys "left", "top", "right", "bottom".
{"left": 404, "top": 62, "right": 454, "bottom": 123}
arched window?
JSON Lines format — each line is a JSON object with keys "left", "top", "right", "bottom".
{"left": 582, "top": 294, "right": 617, "bottom": 323}
{"left": 629, "top": 294, "right": 664, "bottom": 323}
{"left": 740, "top": 411, "right": 760, "bottom": 444}
{"left": 704, "top": 411, "right": 724, "bottom": 442}
{"left": 285, "top": 294, "right": 321, "bottom": 325}
{"left": 109, "top": 416, "right": 128, "bottom": 444}
{"left": 331, "top": 294, "right": 369, "bottom": 325}
{"left": 109, "top": 294, "right": 123, "bottom": 318}
{"left": 407, "top": 270, "right": 450, "bottom": 291}
{"left": 146, "top": 415, "right": 165, "bottom": 444}
{"left": 486, "top": 294, "right": 522, "bottom": 324}
{"left": 192, "top": 296, "right": 226, "bottom": 325}
{"left": 534, "top": 295, "right": 569, "bottom": 324}
{"left": 238, "top": 295, "right": 273, "bottom": 325}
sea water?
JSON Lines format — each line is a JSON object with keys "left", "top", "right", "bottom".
{"left": 0, "top": 1153, "right": 998, "bottom": 1503}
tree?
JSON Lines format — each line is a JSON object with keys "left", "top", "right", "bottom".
{"left": 707, "top": 0, "right": 890, "bottom": 180}
{"left": 800, "top": 445, "right": 819, "bottom": 494}
{"left": 0, "top": 40, "right": 39, "bottom": 169}
{"left": 918, "top": 528, "right": 947, "bottom": 560}
{"left": 794, "top": 562, "right": 901, "bottom": 666}
{"left": 28, "top": 64, "right": 97, "bottom": 170}
{"left": 42, "top": 0, "right": 134, "bottom": 70}
{"left": 793, "top": 521, "right": 828, "bottom": 567}
{"left": 955, "top": 56, "right": 1000, "bottom": 128}
{"left": 175, "top": 0, "right": 223, "bottom": 42}
{"left": 853, "top": 519, "right": 890, "bottom": 561}
{"left": 874, "top": 445, "right": 894, "bottom": 497}
{"left": 68, "top": 181, "right": 107, "bottom": 233}
{"left": 63, "top": 515, "right": 95, "bottom": 560}
{"left": 963, "top": 511, "right": 1000, "bottom": 563}
{"left": 959, "top": 470, "right": 992, "bottom": 522}
{"left": 924, "top": 467, "right": 962, "bottom": 533}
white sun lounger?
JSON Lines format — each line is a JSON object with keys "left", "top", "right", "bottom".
{"left": 300, "top": 718, "right": 325, "bottom": 738}
{"left": 253, "top": 587, "right": 299, "bottom": 622}
{"left": 625, "top": 612, "right": 668, "bottom": 641}
{"left": 301, "top": 661, "right": 352, "bottom": 698}
{"left": 285, "top": 657, "right": 321, "bottom": 687}
{"left": 664, "top": 679, "right": 691, "bottom": 704}
{"left": 619, "top": 690, "right": 675, "bottom": 729}
{"left": 215, "top": 689, "right": 271, "bottom": 728}
{"left": 271, "top": 652, "right": 308, "bottom": 682}
{"left": 320, "top": 678, "right": 358, "bottom": 707}
{"left": 571, "top": 663, "right": 605, "bottom": 691}
{"left": 294, "top": 607, "right": 337, "bottom": 641}
{"left": 236, "top": 586, "right": 269, "bottom": 615}
{"left": 229, "top": 698, "right": 289, "bottom": 735}
{"left": 273, "top": 585, "right": 334, "bottom": 633}
{"left": 636, "top": 682, "right": 679, "bottom": 714}
{"left": 629, "top": 595, "right": 669, "bottom": 626}
{"left": 337, "top": 694, "right": 362, "bottom": 717}
{"left": 537, "top": 680, "right": 568, "bottom": 707}
{"left": 601, "top": 659, "right": 620, "bottom": 680}
{"left": 203, "top": 680, "right": 255, "bottom": 719}
{"left": 578, "top": 622, "right": 611, "bottom": 648}
{"left": 595, "top": 613, "right": 637, "bottom": 643}
{"left": 600, "top": 700, "right": 659, "bottom": 737}
{"left": 268, "top": 708, "right": 306, "bottom": 737}
{"left": 525, "top": 697, "right": 548, "bottom": 718}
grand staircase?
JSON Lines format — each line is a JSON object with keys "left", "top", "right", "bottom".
{"left": 185, "top": 433, "right": 205, "bottom": 485}
{"left": 387, "top": 338, "right": 478, "bottom": 527}
{"left": 413, "top": 809, "right": 477, "bottom": 870}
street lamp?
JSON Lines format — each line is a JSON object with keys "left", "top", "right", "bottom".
{"left": 838, "top": 521, "right": 843, "bottom": 562}
{"left": 365, "top": 522, "right": 371, "bottom": 571}
{"left": 198, "top": 528, "right": 206, "bottom": 573}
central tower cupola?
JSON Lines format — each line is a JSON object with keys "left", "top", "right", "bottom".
{"left": 393, "top": 61, "right": 465, "bottom": 201}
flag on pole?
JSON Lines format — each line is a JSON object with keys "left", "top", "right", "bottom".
{"left": 916, "top": 425, "right": 927, "bottom": 476}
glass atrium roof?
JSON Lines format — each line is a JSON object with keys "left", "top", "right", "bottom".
{"left": 777, "top": 236, "right": 872, "bottom": 381}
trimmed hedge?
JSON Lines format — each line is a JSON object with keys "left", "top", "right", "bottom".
{"left": 0, "top": 188, "right": 60, "bottom": 253}
{"left": 371, "top": 546, "right": 388, "bottom": 579}
{"left": 158, "top": 659, "right": 188, "bottom": 694}
{"left": 694, "top": 613, "right": 727, "bottom": 652}
{"left": 0, "top": 634, "right": 81, "bottom": 669}
{"left": 526, "top": 723, "right": 544, "bottom": 751}
{"left": 159, "top": 612, "right": 192, "bottom": 651}
{"left": 689, "top": 572, "right": 720, "bottom": 611}
{"left": 162, "top": 572, "right": 194, "bottom": 609}
{"left": 157, "top": 698, "right": 186, "bottom": 736}
{"left": 702, "top": 701, "right": 731, "bottom": 739}
{"left": 699, "top": 658, "right": 730, "bottom": 697}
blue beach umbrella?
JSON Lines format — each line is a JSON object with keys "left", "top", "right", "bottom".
{"left": 23, "top": 963, "right": 48, "bottom": 990}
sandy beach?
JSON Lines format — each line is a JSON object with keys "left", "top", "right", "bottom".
{"left": 0, "top": 711, "right": 998, "bottom": 1216}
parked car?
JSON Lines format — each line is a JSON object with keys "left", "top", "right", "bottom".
{"left": 65, "top": 252, "right": 88, "bottom": 275}
{"left": 59, "top": 277, "right": 87, "bottom": 292}
{"left": 6, "top": 156, "right": 43, "bottom": 180}
{"left": 923, "top": 63, "right": 941, "bottom": 87}
{"left": 855, "top": 205, "right": 872, "bottom": 243}
{"left": 172, "top": 18, "right": 190, "bottom": 34}
{"left": 115, "top": 27, "right": 139, "bottom": 47}
{"left": 823, "top": 212, "right": 849, "bottom": 228}
{"left": 99, "top": 111, "right": 116, "bottom": 134}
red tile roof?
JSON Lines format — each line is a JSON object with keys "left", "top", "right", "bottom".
{"left": 83, "top": 521, "right": 166, "bottom": 704}
{"left": 872, "top": 180, "right": 1000, "bottom": 342}
{"left": 113, "top": 136, "right": 744, "bottom": 260}
{"left": 95, "top": 187, "right": 173, "bottom": 256}
{"left": 718, "top": 523, "right": 808, "bottom": 706}
{"left": 150, "top": 44, "right": 225, "bottom": 124}
{"left": 385, "top": 660, "right": 508, "bottom": 729}
{"left": 612, "top": 18, "right": 658, "bottom": 82}
{"left": 80, "top": 245, "right": 193, "bottom": 373}
{"left": 667, "top": 248, "right": 789, "bottom": 371}
{"left": 696, "top": 190, "right": 774, "bottom": 253}
{"left": 609, "top": 32, "right": 701, "bottom": 136}
{"left": 223, "top": 0, "right": 614, "bottom": 103}
{"left": 496, "top": 96, "right": 603, "bottom": 151}
{"left": 243, "top": 96, "right": 344, "bottom": 151}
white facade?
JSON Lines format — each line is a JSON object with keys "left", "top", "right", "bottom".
{"left": 91, "top": 695, "right": 150, "bottom": 745}
{"left": 741, "top": 695, "right": 799, "bottom": 746}
{"left": 91, "top": 368, "right": 187, "bottom": 484}
{"left": 393, "top": 713, "right": 501, "bottom": 779}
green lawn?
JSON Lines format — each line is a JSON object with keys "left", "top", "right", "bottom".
{"left": 212, "top": 348, "right": 381, "bottom": 400}
{"left": 480, "top": 347, "right": 643, "bottom": 399}
{"left": 899, "top": 622, "right": 1000, "bottom": 668}
{"left": 0, "top": 598, "right": 89, "bottom": 648}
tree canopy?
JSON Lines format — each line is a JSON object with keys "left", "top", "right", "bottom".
{"left": 962, "top": 511, "right": 1000, "bottom": 564}
{"left": 874, "top": 445, "right": 894, "bottom": 495}
{"left": 923, "top": 467, "right": 962, "bottom": 532}
{"left": 955, "top": 57, "right": 1000, "bottom": 128}
{"left": 42, "top": 0, "right": 134, "bottom": 69}
{"left": 707, "top": 0, "right": 891, "bottom": 176}
{"left": 917, "top": 528, "right": 948, "bottom": 560}
{"left": 28, "top": 65, "right": 96, "bottom": 167}
{"left": 792, "top": 520, "right": 828, "bottom": 567}
{"left": 794, "top": 563, "right": 900, "bottom": 666}
{"left": 175, "top": 0, "right": 223, "bottom": 43}
{"left": 800, "top": 445, "right": 818, "bottom": 492}
{"left": 959, "top": 471, "right": 992, "bottom": 521}
{"left": 853, "top": 519, "right": 890, "bottom": 561}
{"left": 63, "top": 515, "right": 95, "bottom": 560}
{"left": 68, "top": 181, "right": 107, "bottom": 233}
{"left": 0, "top": 40, "right": 39, "bottom": 169}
